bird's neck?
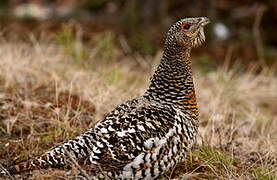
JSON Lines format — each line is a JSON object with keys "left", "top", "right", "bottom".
{"left": 145, "top": 43, "right": 198, "bottom": 116}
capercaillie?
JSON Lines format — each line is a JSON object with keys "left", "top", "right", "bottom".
{"left": 0, "top": 17, "right": 210, "bottom": 179}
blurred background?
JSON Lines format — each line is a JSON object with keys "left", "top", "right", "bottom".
{"left": 0, "top": 0, "right": 276, "bottom": 70}
{"left": 0, "top": 1, "right": 276, "bottom": 179}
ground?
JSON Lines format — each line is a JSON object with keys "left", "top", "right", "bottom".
{"left": 0, "top": 41, "right": 276, "bottom": 179}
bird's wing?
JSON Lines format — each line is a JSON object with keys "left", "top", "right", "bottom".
{"left": 89, "top": 98, "right": 195, "bottom": 169}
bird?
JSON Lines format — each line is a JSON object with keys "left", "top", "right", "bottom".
{"left": 1, "top": 17, "right": 210, "bottom": 179}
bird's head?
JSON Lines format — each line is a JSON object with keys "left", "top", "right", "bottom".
{"left": 166, "top": 17, "right": 210, "bottom": 47}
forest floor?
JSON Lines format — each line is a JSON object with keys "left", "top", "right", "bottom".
{"left": 0, "top": 40, "right": 276, "bottom": 179}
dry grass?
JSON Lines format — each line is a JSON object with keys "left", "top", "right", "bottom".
{"left": 0, "top": 40, "right": 276, "bottom": 179}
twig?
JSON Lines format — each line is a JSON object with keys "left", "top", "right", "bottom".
{"left": 118, "top": 35, "right": 150, "bottom": 69}
{"left": 0, "top": 163, "right": 15, "bottom": 180}
{"left": 118, "top": 35, "right": 132, "bottom": 54}
{"left": 239, "top": 151, "right": 270, "bottom": 178}
{"left": 253, "top": 5, "right": 267, "bottom": 66}
{"left": 223, "top": 45, "right": 234, "bottom": 72}
{"left": 64, "top": 150, "right": 91, "bottom": 180}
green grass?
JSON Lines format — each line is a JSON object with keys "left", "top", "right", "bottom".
{"left": 54, "top": 24, "right": 89, "bottom": 65}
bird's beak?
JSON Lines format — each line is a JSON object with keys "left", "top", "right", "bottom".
{"left": 199, "top": 17, "right": 210, "bottom": 27}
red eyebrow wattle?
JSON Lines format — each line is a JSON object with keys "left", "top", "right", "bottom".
{"left": 180, "top": 22, "right": 192, "bottom": 30}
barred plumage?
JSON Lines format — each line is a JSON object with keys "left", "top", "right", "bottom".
{"left": 1, "top": 17, "right": 210, "bottom": 179}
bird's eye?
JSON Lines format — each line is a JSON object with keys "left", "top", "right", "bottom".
{"left": 183, "top": 24, "right": 191, "bottom": 30}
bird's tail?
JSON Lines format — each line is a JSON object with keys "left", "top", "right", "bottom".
{"left": 3, "top": 131, "right": 95, "bottom": 175}
{"left": 6, "top": 152, "right": 66, "bottom": 174}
